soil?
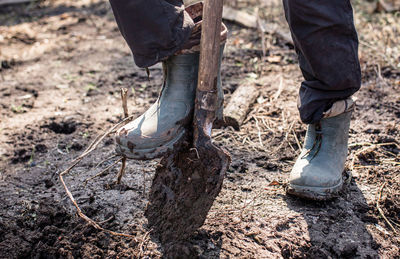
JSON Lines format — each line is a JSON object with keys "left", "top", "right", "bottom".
{"left": 1, "top": 0, "right": 399, "bottom": 258}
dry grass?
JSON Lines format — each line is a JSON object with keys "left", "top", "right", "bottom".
{"left": 354, "top": 1, "right": 400, "bottom": 74}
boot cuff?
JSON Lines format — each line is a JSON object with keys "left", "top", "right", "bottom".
{"left": 323, "top": 97, "right": 355, "bottom": 119}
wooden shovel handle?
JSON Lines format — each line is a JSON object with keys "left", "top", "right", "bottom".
{"left": 194, "top": 0, "right": 224, "bottom": 144}
{"left": 197, "top": 0, "right": 223, "bottom": 92}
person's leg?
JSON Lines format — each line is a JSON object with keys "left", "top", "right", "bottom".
{"left": 282, "top": 0, "right": 361, "bottom": 200}
{"left": 282, "top": 0, "right": 361, "bottom": 124}
{"left": 110, "top": 2, "right": 227, "bottom": 160}
{"left": 109, "top": 0, "right": 194, "bottom": 68}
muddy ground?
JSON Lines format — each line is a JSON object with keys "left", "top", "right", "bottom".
{"left": 0, "top": 0, "right": 399, "bottom": 258}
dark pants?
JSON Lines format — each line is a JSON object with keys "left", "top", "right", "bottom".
{"left": 109, "top": 0, "right": 361, "bottom": 124}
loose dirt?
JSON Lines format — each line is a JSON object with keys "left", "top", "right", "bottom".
{"left": 1, "top": 0, "right": 399, "bottom": 258}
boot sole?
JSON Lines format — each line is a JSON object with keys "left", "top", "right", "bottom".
{"left": 286, "top": 178, "right": 344, "bottom": 201}
{"left": 115, "top": 130, "right": 185, "bottom": 160}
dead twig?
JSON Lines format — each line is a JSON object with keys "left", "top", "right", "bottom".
{"left": 292, "top": 128, "right": 302, "bottom": 151}
{"left": 59, "top": 88, "right": 135, "bottom": 239}
{"left": 137, "top": 229, "right": 152, "bottom": 258}
{"left": 59, "top": 116, "right": 136, "bottom": 238}
{"left": 84, "top": 157, "right": 123, "bottom": 184}
{"left": 121, "top": 88, "right": 129, "bottom": 118}
{"left": 93, "top": 154, "right": 118, "bottom": 170}
{"left": 272, "top": 76, "right": 284, "bottom": 100}
{"left": 253, "top": 116, "right": 264, "bottom": 147}
{"left": 255, "top": 7, "right": 266, "bottom": 58}
{"left": 98, "top": 215, "right": 115, "bottom": 224}
{"left": 116, "top": 88, "right": 129, "bottom": 184}
{"left": 142, "top": 167, "right": 146, "bottom": 195}
{"left": 350, "top": 142, "right": 400, "bottom": 171}
{"left": 116, "top": 157, "right": 127, "bottom": 184}
{"left": 376, "top": 182, "right": 398, "bottom": 234}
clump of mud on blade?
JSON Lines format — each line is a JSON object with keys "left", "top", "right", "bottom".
{"left": 145, "top": 130, "right": 230, "bottom": 251}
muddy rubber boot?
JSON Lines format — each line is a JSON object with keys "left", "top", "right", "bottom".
{"left": 287, "top": 100, "right": 354, "bottom": 200}
{"left": 115, "top": 2, "right": 227, "bottom": 160}
{"left": 116, "top": 50, "right": 226, "bottom": 160}
{"left": 115, "top": 53, "right": 199, "bottom": 160}
{"left": 115, "top": 46, "right": 226, "bottom": 160}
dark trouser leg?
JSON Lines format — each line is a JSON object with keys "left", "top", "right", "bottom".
{"left": 282, "top": 0, "right": 361, "bottom": 124}
{"left": 109, "top": 0, "right": 194, "bottom": 68}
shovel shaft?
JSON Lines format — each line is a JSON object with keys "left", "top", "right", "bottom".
{"left": 197, "top": 0, "right": 223, "bottom": 92}
{"left": 194, "top": 0, "right": 224, "bottom": 143}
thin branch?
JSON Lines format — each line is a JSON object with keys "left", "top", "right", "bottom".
{"left": 116, "top": 157, "right": 127, "bottom": 184}
{"left": 59, "top": 115, "right": 135, "bottom": 238}
{"left": 121, "top": 88, "right": 129, "bottom": 118}
{"left": 84, "top": 157, "right": 123, "bottom": 184}
{"left": 376, "top": 182, "right": 398, "bottom": 234}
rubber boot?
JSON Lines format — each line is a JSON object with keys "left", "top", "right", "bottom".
{"left": 287, "top": 110, "right": 353, "bottom": 200}
{"left": 115, "top": 2, "right": 227, "bottom": 160}
{"left": 115, "top": 49, "right": 226, "bottom": 161}
{"left": 115, "top": 53, "right": 197, "bottom": 159}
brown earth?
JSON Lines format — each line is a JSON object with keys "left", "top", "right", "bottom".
{"left": 0, "top": 0, "right": 399, "bottom": 258}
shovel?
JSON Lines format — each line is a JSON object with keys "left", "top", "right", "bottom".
{"left": 145, "top": 0, "right": 231, "bottom": 251}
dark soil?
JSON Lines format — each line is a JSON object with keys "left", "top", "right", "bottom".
{"left": 0, "top": 0, "right": 399, "bottom": 258}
